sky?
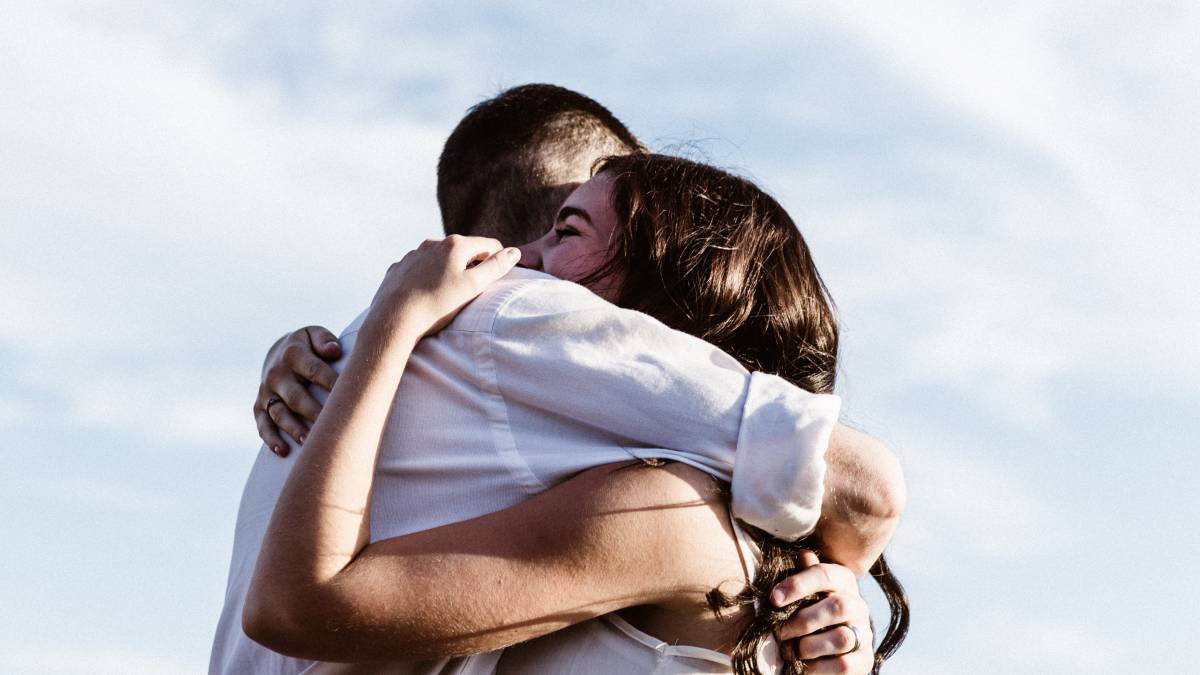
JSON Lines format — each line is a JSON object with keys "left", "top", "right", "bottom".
{"left": 1, "top": 2, "right": 1197, "bottom": 673}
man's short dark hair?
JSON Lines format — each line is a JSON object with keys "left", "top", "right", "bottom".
{"left": 436, "top": 83, "right": 642, "bottom": 245}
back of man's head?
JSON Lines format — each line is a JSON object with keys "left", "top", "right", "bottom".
{"left": 437, "top": 83, "right": 642, "bottom": 245}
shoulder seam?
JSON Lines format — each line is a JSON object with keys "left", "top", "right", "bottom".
{"left": 442, "top": 277, "right": 562, "bottom": 334}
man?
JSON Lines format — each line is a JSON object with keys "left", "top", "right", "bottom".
{"left": 253, "top": 84, "right": 643, "bottom": 454}
{"left": 213, "top": 84, "right": 902, "bottom": 675}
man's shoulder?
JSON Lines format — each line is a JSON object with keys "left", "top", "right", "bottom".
{"left": 448, "top": 267, "right": 610, "bottom": 333}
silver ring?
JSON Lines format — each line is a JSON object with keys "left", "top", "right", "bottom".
{"left": 844, "top": 624, "right": 861, "bottom": 654}
{"left": 264, "top": 397, "right": 282, "bottom": 417}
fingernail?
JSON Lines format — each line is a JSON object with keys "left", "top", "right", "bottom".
{"left": 770, "top": 588, "right": 786, "bottom": 607}
{"left": 298, "top": 434, "right": 306, "bottom": 444}
{"left": 504, "top": 247, "right": 520, "bottom": 257}
{"left": 324, "top": 341, "right": 339, "bottom": 350}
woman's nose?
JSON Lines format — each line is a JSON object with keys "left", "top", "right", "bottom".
{"left": 518, "top": 241, "right": 542, "bottom": 270}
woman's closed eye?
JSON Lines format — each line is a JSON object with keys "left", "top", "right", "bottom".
{"left": 554, "top": 226, "right": 580, "bottom": 240}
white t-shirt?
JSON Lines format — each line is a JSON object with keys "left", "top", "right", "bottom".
{"left": 209, "top": 268, "right": 840, "bottom": 675}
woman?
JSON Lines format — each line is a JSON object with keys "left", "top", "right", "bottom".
{"left": 246, "top": 154, "right": 907, "bottom": 674}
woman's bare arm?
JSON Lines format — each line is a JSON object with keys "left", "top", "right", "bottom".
{"left": 245, "top": 460, "right": 745, "bottom": 661}
{"left": 244, "top": 236, "right": 527, "bottom": 657}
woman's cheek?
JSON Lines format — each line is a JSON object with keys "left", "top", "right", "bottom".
{"left": 545, "top": 244, "right": 606, "bottom": 284}
{"left": 545, "top": 249, "right": 580, "bottom": 281}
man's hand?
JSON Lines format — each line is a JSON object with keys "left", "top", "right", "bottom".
{"left": 774, "top": 551, "right": 875, "bottom": 674}
{"left": 254, "top": 326, "right": 342, "bottom": 456}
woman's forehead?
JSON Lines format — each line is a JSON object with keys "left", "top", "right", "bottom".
{"left": 563, "top": 173, "right": 618, "bottom": 234}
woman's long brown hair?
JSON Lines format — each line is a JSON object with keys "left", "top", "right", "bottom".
{"left": 586, "top": 153, "right": 909, "bottom": 674}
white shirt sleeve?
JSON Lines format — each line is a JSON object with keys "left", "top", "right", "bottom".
{"left": 487, "top": 277, "right": 841, "bottom": 541}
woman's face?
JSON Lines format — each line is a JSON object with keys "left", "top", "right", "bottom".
{"left": 518, "top": 171, "right": 623, "bottom": 301}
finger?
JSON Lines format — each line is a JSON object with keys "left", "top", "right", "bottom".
{"left": 450, "top": 236, "right": 503, "bottom": 267}
{"left": 273, "top": 379, "right": 323, "bottom": 424}
{"left": 446, "top": 233, "right": 499, "bottom": 253}
{"left": 771, "top": 562, "right": 856, "bottom": 607}
{"left": 268, "top": 400, "right": 310, "bottom": 445}
{"left": 797, "top": 624, "right": 859, "bottom": 660}
{"left": 294, "top": 350, "right": 339, "bottom": 392}
{"left": 800, "top": 653, "right": 870, "bottom": 675}
{"left": 778, "top": 638, "right": 798, "bottom": 663}
{"left": 778, "top": 593, "right": 868, "bottom": 641}
{"left": 254, "top": 408, "right": 289, "bottom": 457}
{"left": 466, "top": 247, "right": 520, "bottom": 286}
{"left": 304, "top": 326, "right": 342, "bottom": 360}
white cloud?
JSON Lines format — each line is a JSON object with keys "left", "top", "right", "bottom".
{"left": 65, "top": 366, "right": 255, "bottom": 449}
{"left": 881, "top": 614, "right": 1130, "bottom": 675}
{"left": 0, "top": 4, "right": 450, "bottom": 448}
{"left": 815, "top": 2, "right": 1199, "bottom": 215}
{"left": 763, "top": 2, "right": 1200, "bottom": 420}
{"left": 887, "top": 437, "right": 1074, "bottom": 573}
{"left": 1, "top": 4, "right": 447, "bottom": 356}
{"left": 966, "top": 617, "right": 1129, "bottom": 673}
{"left": 43, "top": 475, "right": 166, "bottom": 512}
{"left": 0, "top": 646, "right": 190, "bottom": 675}
{"left": 0, "top": 396, "right": 36, "bottom": 428}
{"left": 2, "top": 348, "right": 257, "bottom": 450}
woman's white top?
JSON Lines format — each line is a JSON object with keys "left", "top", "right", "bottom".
{"left": 210, "top": 268, "right": 838, "bottom": 675}
{"left": 497, "top": 523, "right": 784, "bottom": 675}
{"left": 501, "top": 612, "right": 738, "bottom": 675}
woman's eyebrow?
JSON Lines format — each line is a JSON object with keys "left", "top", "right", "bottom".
{"left": 556, "top": 205, "right": 593, "bottom": 227}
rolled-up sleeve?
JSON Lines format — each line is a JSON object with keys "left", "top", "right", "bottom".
{"left": 487, "top": 278, "right": 841, "bottom": 540}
